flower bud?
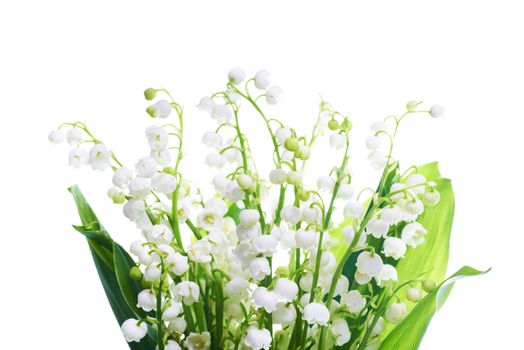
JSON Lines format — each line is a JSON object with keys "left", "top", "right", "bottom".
{"left": 422, "top": 190, "right": 440, "bottom": 206}
{"left": 129, "top": 266, "right": 142, "bottom": 280}
{"left": 284, "top": 137, "right": 299, "bottom": 152}
{"left": 422, "top": 279, "right": 436, "bottom": 293}
{"left": 406, "top": 287, "right": 422, "bottom": 302}
{"left": 144, "top": 88, "right": 156, "bottom": 100}
{"left": 406, "top": 100, "right": 421, "bottom": 112}
{"left": 328, "top": 119, "right": 339, "bottom": 130}
{"left": 430, "top": 104, "right": 445, "bottom": 118}
{"left": 237, "top": 174, "right": 254, "bottom": 191}
{"left": 48, "top": 129, "right": 65, "bottom": 144}
{"left": 269, "top": 168, "right": 287, "bottom": 185}
{"left": 298, "top": 189, "right": 310, "bottom": 201}
{"left": 295, "top": 145, "right": 310, "bottom": 160}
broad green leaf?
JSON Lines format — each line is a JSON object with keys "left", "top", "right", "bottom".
{"left": 379, "top": 266, "right": 489, "bottom": 350}
{"left": 69, "top": 185, "right": 157, "bottom": 349}
{"left": 396, "top": 163, "right": 454, "bottom": 285}
{"left": 89, "top": 241, "right": 156, "bottom": 350}
{"left": 113, "top": 242, "right": 148, "bottom": 318}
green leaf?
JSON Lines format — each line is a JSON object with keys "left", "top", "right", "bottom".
{"left": 69, "top": 185, "right": 157, "bottom": 349}
{"left": 225, "top": 202, "right": 241, "bottom": 224}
{"left": 113, "top": 242, "right": 149, "bottom": 318}
{"left": 396, "top": 163, "right": 454, "bottom": 285}
{"left": 379, "top": 266, "right": 489, "bottom": 350}
{"left": 89, "top": 241, "right": 156, "bottom": 350}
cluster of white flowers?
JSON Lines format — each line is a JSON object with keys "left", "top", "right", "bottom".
{"left": 50, "top": 68, "right": 444, "bottom": 350}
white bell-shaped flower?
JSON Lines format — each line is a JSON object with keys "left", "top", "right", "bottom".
{"left": 338, "top": 183, "right": 355, "bottom": 200}
{"left": 383, "top": 237, "right": 407, "bottom": 260}
{"left": 273, "top": 303, "right": 297, "bottom": 326}
{"left": 123, "top": 199, "right": 146, "bottom": 222}
{"left": 273, "top": 278, "right": 299, "bottom": 302}
{"left": 281, "top": 205, "right": 301, "bottom": 225}
{"left": 224, "top": 277, "right": 250, "bottom": 299}
{"left": 381, "top": 205, "right": 402, "bottom": 224}
{"left": 252, "top": 235, "right": 278, "bottom": 256}
{"left": 184, "top": 332, "right": 211, "bottom": 350}
{"left": 228, "top": 66, "right": 246, "bottom": 85}
{"left": 145, "top": 125, "right": 169, "bottom": 151}
{"left": 244, "top": 326, "right": 272, "bottom": 350}
{"left": 385, "top": 302, "right": 408, "bottom": 324}
{"left": 354, "top": 270, "right": 372, "bottom": 285}
{"left": 275, "top": 127, "right": 291, "bottom": 145}
{"left": 68, "top": 148, "right": 88, "bottom": 168}
{"left": 252, "top": 287, "right": 278, "bottom": 313}
{"left": 48, "top": 129, "right": 65, "bottom": 144}
{"left": 163, "top": 300, "right": 183, "bottom": 320}
{"left": 265, "top": 85, "right": 283, "bottom": 105}
{"left": 151, "top": 173, "right": 177, "bottom": 194}
{"left": 164, "top": 340, "right": 182, "bottom": 350}
{"left": 401, "top": 222, "right": 427, "bottom": 247}
{"left": 112, "top": 167, "right": 132, "bottom": 188}
{"left": 187, "top": 238, "right": 212, "bottom": 263}
{"left": 269, "top": 168, "right": 287, "bottom": 184}
{"left": 375, "top": 264, "right": 398, "bottom": 286}
{"left": 430, "top": 104, "right": 445, "bottom": 118}
{"left": 211, "top": 105, "right": 232, "bottom": 123}
{"left": 172, "top": 281, "right": 200, "bottom": 305}
{"left": 121, "top": 318, "right": 148, "bottom": 343}
{"left": 128, "top": 177, "right": 151, "bottom": 199}
{"left": 249, "top": 257, "right": 271, "bottom": 281}
{"left": 89, "top": 144, "right": 111, "bottom": 171}
{"left": 355, "top": 251, "right": 383, "bottom": 277}
{"left": 66, "top": 128, "right": 83, "bottom": 145}
{"left": 341, "top": 290, "right": 366, "bottom": 314}
{"left": 329, "top": 133, "right": 345, "bottom": 150}
{"left": 197, "top": 208, "right": 225, "bottom": 232}
{"left": 317, "top": 175, "right": 335, "bottom": 192}
{"left": 366, "top": 217, "right": 390, "bottom": 238}
{"left": 147, "top": 224, "right": 173, "bottom": 244}
{"left": 254, "top": 69, "right": 271, "bottom": 90}
{"left": 343, "top": 201, "right": 365, "bottom": 220}
{"left": 135, "top": 156, "right": 158, "bottom": 178}
{"left": 332, "top": 318, "right": 351, "bottom": 346}
{"left": 147, "top": 100, "right": 172, "bottom": 119}
{"left": 295, "top": 228, "right": 316, "bottom": 250}
{"left": 303, "top": 302, "right": 330, "bottom": 325}
{"left": 144, "top": 264, "right": 161, "bottom": 281}
{"left": 137, "top": 289, "right": 156, "bottom": 311}
{"left": 196, "top": 97, "right": 216, "bottom": 114}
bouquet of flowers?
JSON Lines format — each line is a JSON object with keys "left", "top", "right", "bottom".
{"left": 49, "top": 68, "right": 486, "bottom": 350}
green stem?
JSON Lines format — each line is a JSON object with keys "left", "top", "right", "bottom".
{"left": 156, "top": 260, "right": 165, "bottom": 350}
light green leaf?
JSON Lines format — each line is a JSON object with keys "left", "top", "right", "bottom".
{"left": 396, "top": 162, "right": 453, "bottom": 285}
{"left": 379, "top": 266, "right": 489, "bottom": 350}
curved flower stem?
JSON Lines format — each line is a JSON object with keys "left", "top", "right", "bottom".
{"left": 157, "top": 259, "right": 165, "bottom": 350}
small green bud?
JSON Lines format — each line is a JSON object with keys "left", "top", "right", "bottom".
{"left": 298, "top": 189, "right": 310, "bottom": 201}
{"left": 320, "top": 100, "right": 333, "bottom": 113}
{"left": 284, "top": 137, "right": 299, "bottom": 152}
{"left": 163, "top": 166, "right": 177, "bottom": 176}
{"left": 129, "top": 266, "right": 143, "bottom": 281}
{"left": 146, "top": 106, "right": 156, "bottom": 118}
{"left": 406, "top": 287, "right": 422, "bottom": 302}
{"left": 112, "top": 192, "right": 126, "bottom": 204}
{"left": 237, "top": 174, "right": 254, "bottom": 190}
{"left": 295, "top": 145, "right": 310, "bottom": 160}
{"left": 422, "top": 279, "right": 436, "bottom": 293}
{"left": 144, "top": 88, "right": 157, "bottom": 101}
{"left": 140, "top": 279, "right": 152, "bottom": 289}
{"left": 275, "top": 266, "right": 289, "bottom": 278}
{"left": 328, "top": 119, "right": 339, "bottom": 130}
{"left": 422, "top": 189, "right": 440, "bottom": 206}
{"left": 406, "top": 100, "right": 421, "bottom": 112}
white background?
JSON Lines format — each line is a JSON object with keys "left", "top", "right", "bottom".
{"left": 1, "top": 1, "right": 522, "bottom": 349}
